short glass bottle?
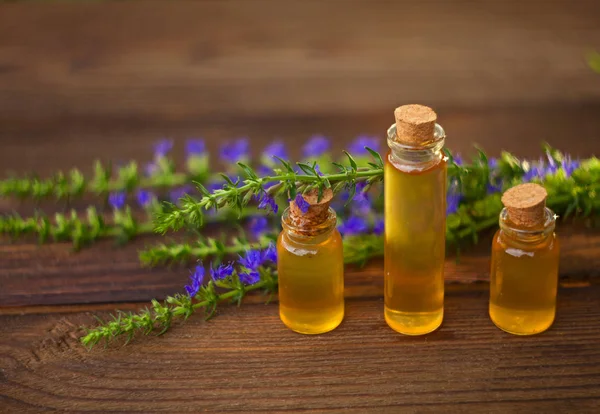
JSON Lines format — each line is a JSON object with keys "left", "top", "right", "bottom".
{"left": 489, "top": 207, "right": 560, "bottom": 335}
{"left": 277, "top": 203, "right": 344, "bottom": 334}
{"left": 384, "top": 105, "right": 447, "bottom": 335}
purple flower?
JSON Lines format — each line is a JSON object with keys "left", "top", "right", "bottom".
{"left": 314, "top": 164, "right": 323, "bottom": 176}
{"left": 262, "top": 243, "right": 277, "bottom": 263}
{"left": 262, "top": 141, "right": 288, "bottom": 161}
{"left": 207, "top": 181, "right": 224, "bottom": 193}
{"left": 170, "top": 185, "right": 193, "bottom": 205}
{"left": 154, "top": 139, "right": 173, "bottom": 158}
{"left": 249, "top": 216, "right": 269, "bottom": 238}
{"left": 486, "top": 180, "right": 503, "bottom": 195}
{"left": 257, "top": 192, "right": 278, "bottom": 214}
{"left": 258, "top": 165, "right": 272, "bottom": 177}
{"left": 239, "top": 269, "right": 261, "bottom": 285}
{"left": 303, "top": 135, "right": 330, "bottom": 158}
{"left": 186, "top": 139, "right": 206, "bottom": 157}
{"left": 294, "top": 193, "right": 310, "bottom": 214}
{"left": 453, "top": 154, "right": 463, "bottom": 166}
{"left": 210, "top": 262, "right": 234, "bottom": 281}
{"left": 338, "top": 215, "right": 369, "bottom": 235}
{"left": 239, "top": 249, "right": 264, "bottom": 270}
{"left": 349, "top": 135, "right": 380, "bottom": 155}
{"left": 488, "top": 157, "right": 499, "bottom": 169}
{"left": 136, "top": 189, "right": 155, "bottom": 208}
{"left": 185, "top": 265, "right": 204, "bottom": 297}
{"left": 446, "top": 181, "right": 461, "bottom": 215}
{"left": 374, "top": 218, "right": 384, "bottom": 235}
{"left": 546, "top": 153, "right": 559, "bottom": 175}
{"left": 144, "top": 162, "right": 158, "bottom": 177}
{"left": 523, "top": 160, "right": 548, "bottom": 182}
{"left": 108, "top": 191, "right": 126, "bottom": 210}
{"left": 561, "top": 156, "right": 579, "bottom": 178}
{"left": 220, "top": 138, "right": 249, "bottom": 164}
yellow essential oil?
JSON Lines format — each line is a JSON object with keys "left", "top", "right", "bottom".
{"left": 489, "top": 184, "right": 560, "bottom": 335}
{"left": 277, "top": 190, "right": 344, "bottom": 334}
{"left": 383, "top": 104, "right": 447, "bottom": 335}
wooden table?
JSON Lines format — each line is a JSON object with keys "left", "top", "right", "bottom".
{"left": 2, "top": 1, "right": 600, "bottom": 412}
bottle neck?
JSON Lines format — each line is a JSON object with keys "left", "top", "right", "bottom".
{"left": 281, "top": 207, "right": 337, "bottom": 244}
{"left": 498, "top": 207, "right": 556, "bottom": 245}
{"left": 386, "top": 123, "right": 446, "bottom": 171}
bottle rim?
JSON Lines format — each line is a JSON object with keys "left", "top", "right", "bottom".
{"left": 499, "top": 207, "right": 556, "bottom": 240}
{"left": 281, "top": 206, "right": 337, "bottom": 239}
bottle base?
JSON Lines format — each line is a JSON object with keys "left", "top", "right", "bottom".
{"left": 279, "top": 308, "right": 344, "bottom": 335}
{"left": 489, "top": 304, "right": 555, "bottom": 335}
{"left": 384, "top": 307, "right": 443, "bottom": 336}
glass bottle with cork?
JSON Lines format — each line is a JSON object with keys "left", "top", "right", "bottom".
{"left": 490, "top": 183, "right": 560, "bottom": 335}
{"left": 384, "top": 104, "right": 447, "bottom": 335}
{"left": 277, "top": 188, "right": 344, "bottom": 334}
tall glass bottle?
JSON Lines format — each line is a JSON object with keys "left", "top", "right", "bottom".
{"left": 277, "top": 189, "right": 344, "bottom": 334}
{"left": 384, "top": 104, "right": 447, "bottom": 335}
{"left": 490, "top": 183, "right": 560, "bottom": 335}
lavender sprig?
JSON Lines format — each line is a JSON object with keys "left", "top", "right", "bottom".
{"left": 153, "top": 148, "right": 385, "bottom": 234}
{"left": 81, "top": 248, "right": 278, "bottom": 348}
{"left": 0, "top": 207, "right": 151, "bottom": 249}
{"left": 139, "top": 234, "right": 274, "bottom": 267}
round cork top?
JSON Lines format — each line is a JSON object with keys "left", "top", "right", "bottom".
{"left": 501, "top": 183, "right": 548, "bottom": 228}
{"left": 288, "top": 188, "right": 334, "bottom": 234}
{"left": 394, "top": 104, "right": 438, "bottom": 146}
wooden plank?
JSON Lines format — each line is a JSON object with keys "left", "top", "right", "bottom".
{"left": 1, "top": 223, "right": 599, "bottom": 307}
{"left": 0, "top": 1, "right": 599, "bottom": 121}
{"left": 1, "top": 286, "right": 599, "bottom": 412}
{"left": 2, "top": 106, "right": 600, "bottom": 178}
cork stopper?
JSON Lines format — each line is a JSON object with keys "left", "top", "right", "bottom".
{"left": 501, "top": 183, "right": 548, "bottom": 228}
{"left": 394, "top": 104, "right": 437, "bottom": 146}
{"left": 289, "top": 188, "right": 334, "bottom": 233}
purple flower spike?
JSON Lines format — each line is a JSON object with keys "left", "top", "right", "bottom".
{"left": 349, "top": 135, "right": 380, "bottom": 155}
{"left": 561, "top": 156, "right": 579, "bottom": 178}
{"left": 303, "top": 135, "right": 330, "bottom": 158}
{"left": 136, "top": 189, "right": 155, "bottom": 208}
{"left": 210, "top": 262, "right": 234, "bottom": 281}
{"left": 294, "top": 193, "right": 310, "bottom": 214}
{"left": 220, "top": 138, "right": 249, "bottom": 164}
{"left": 262, "top": 243, "right": 277, "bottom": 263}
{"left": 185, "top": 265, "right": 205, "bottom": 297}
{"left": 144, "top": 162, "right": 158, "bottom": 177}
{"left": 338, "top": 215, "right": 369, "bottom": 235}
{"left": 257, "top": 193, "right": 278, "bottom": 214}
{"left": 108, "top": 191, "right": 126, "bottom": 210}
{"left": 154, "top": 139, "right": 173, "bottom": 158}
{"left": 262, "top": 141, "right": 288, "bottom": 160}
{"left": 239, "top": 249, "right": 264, "bottom": 271}
{"left": 523, "top": 160, "right": 547, "bottom": 182}
{"left": 446, "top": 181, "right": 461, "bottom": 215}
{"left": 239, "top": 269, "right": 261, "bottom": 286}
{"left": 186, "top": 139, "right": 206, "bottom": 157}
{"left": 374, "top": 218, "right": 384, "bottom": 235}
{"left": 249, "top": 216, "right": 269, "bottom": 239}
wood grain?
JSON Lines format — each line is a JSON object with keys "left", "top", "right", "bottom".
{"left": 1, "top": 223, "right": 599, "bottom": 308}
{"left": 1, "top": 1, "right": 600, "bottom": 411}
{"left": 1, "top": 286, "right": 600, "bottom": 412}
{"left": 0, "top": 0, "right": 599, "bottom": 122}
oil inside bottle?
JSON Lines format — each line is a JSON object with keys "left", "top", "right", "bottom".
{"left": 384, "top": 154, "right": 446, "bottom": 335}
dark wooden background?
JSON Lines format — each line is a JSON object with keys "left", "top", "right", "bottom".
{"left": 1, "top": 1, "right": 600, "bottom": 412}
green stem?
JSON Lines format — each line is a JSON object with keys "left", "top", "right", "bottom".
{"left": 191, "top": 280, "right": 269, "bottom": 310}
{"left": 457, "top": 216, "right": 499, "bottom": 239}
{"left": 106, "top": 173, "right": 189, "bottom": 192}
